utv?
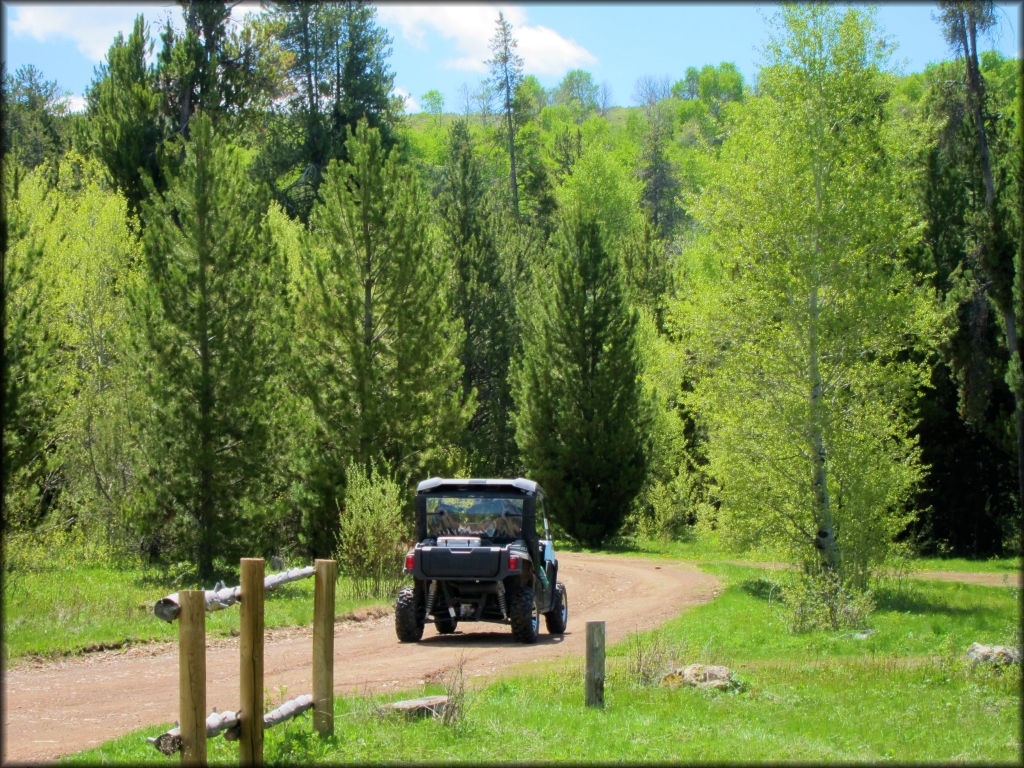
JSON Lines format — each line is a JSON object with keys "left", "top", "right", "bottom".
{"left": 394, "top": 477, "right": 568, "bottom": 643}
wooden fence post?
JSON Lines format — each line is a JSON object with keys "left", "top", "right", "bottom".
{"left": 179, "top": 590, "right": 207, "bottom": 766}
{"left": 585, "top": 620, "right": 605, "bottom": 708}
{"left": 312, "top": 559, "right": 337, "bottom": 736}
{"left": 240, "top": 558, "right": 264, "bottom": 766}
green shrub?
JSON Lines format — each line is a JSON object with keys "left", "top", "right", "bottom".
{"left": 779, "top": 569, "right": 875, "bottom": 633}
{"left": 334, "top": 460, "right": 408, "bottom": 599}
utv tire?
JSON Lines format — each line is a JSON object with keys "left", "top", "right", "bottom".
{"left": 395, "top": 586, "right": 424, "bottom": 642}
{"left": 509, "top": 587, "right": 539, "bottom": 643}
{"left": 544, "top": 582, "right": 568, "bottom": 634}
{"left": 434, "top": 617, "right": 458, "bottom": 634}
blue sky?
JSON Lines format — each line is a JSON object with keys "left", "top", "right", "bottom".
{"left": 2, "top": 2, "right": 1021, "bottom": 114}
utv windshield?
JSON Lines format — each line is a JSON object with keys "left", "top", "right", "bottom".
{"left": 425, "top": 495, "right": 524, "bottom": 540}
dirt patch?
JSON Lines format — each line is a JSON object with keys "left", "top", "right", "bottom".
{"left": 1, "top": 552, "right": 718, "bottom": 764}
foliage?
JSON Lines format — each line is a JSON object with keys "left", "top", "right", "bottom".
{"left": 82, "top": 15, "right": 164, "bottom": 215}
{"left": 673, "top": 5, "right": 945, "bottom": 587}
{"left": 438, "top": 120, "right": 519, "bottom": 474}
{"left": 778, "top": 569, "right": 875, "bottom": 633}
{"left": 263, "top": 1, "right": 396, "bottom": 220}
{"left": 552, "top": 69, "right": 598, "bottom": 124}
{"left": 514, "top": 207, "right": 649, "bottom": 546}
{"left": 133, "top": 113, "right": 287, "bottom": 581}
{"left": 486, "top": 11, "right": 524, "bottom": 217}
{"left": 2, "top": 162, "right": 64, "bottom": 531}
{"left": 334, "top": 460, "right": 407, "bottom": 599}
{"left": 17, "top": 153, "right": 143, "bottom": 557}
{"left": 294, "top": 120, "right": 472, "bottom": 550}
{"left": 1, "top": 64, "right": 71, "bottom": 171}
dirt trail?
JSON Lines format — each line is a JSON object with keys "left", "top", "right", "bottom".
{"left": 2, "top": 552, "right": 720, "bottom": 765}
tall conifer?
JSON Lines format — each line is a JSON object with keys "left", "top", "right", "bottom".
{"left": 295, "top": 120, "right": 472, "bottom": 552}
{"left": 513, "top": 207, "right": 648, "bottom": 546}
{"left": 134, "top": 113, "right": 284, "bottom": 581}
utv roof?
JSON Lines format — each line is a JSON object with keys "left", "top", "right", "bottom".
{"left": 416, "top": 477, "right": 540, "bottom": 495}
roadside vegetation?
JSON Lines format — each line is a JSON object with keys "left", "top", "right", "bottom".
{"left": 63, "top": 563, "right": 1020, "bottom": 764}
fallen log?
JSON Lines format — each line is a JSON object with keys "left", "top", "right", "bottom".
{"left": 147, "top": 695, "right": 314, "bottom": 754}
{"left": 154, "top": 566, "right": 316, "bottom": 622}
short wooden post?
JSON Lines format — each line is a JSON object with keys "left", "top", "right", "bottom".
{"left": 179, "top": 590, "right": 207, "bottom": 766}
{"left": 312, "top": 559, "right": 337, "bottom": 736}
{"left": 240, "top": 558, "right": 264, "bottom": 766}
{"left": 585, "top": 620, "right": 605, "bottom": 708}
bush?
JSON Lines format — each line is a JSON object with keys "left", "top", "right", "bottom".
{"left": 334, "top": 460, "right": 408, "bottom": 599}
{"left": 778, "top": 569, "right": 875, "bottom": 633}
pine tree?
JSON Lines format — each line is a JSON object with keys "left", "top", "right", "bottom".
{"left": 487, "top": 12, "right": 524, "bottom": 219}
{"left": 294, "top": 120, "right": 473, "bottom": 553}
{"left": 438, "top": 119, "right": 518, "bottom": 473}
{"left": 1, "top": 64, "right": 71, "bottom": 171}
{"left": 134, "top": 113, "right": 285, "bottom": 581}
{"left": 936, "top": 1, "right": 1023, "bottom": 518}
{"left": 84, "top": 15, "right": 163, "bottom": 214}
{"left": 262, "top": 1, "right": 395, "bottom": 220}
{"left": 513, "top": 206, "right": 648, "bottom": 546}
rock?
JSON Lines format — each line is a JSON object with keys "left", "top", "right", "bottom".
{"left": 966, "top": 642, "right": 1020, "bottom": 667}
{"left": 661, "top": 664, "right": 737, "bottom": 690}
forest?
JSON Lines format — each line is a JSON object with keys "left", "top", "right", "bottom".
{"left": 3, "top": 1, "right": 1021, "bottom": 606}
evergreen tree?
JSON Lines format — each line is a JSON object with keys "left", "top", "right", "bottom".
{"left": 438, "top": 119, "right": 518, "bottom": 474}
{"left": 263, "top": 1, "right": 395, "bottom": 219}
{"left": 84, "top": 16, "right": 164, "bottom": 214}
{"left": 513, "top": 206, "right": 648, "bottom": 547}
{"left": 294, "top": 120, "right": 473, "bottom": 552}
{"left": 1, "top": 65, "right": 71, "bottom": 171}
{"left": 936, "top": 1, "right": 1023, "bottom": 519}
{"left": 487, "top": 12, "right": 524, "bottom": 219}
{"left": 134, "top": 113, "right": 285, "bottom": 581}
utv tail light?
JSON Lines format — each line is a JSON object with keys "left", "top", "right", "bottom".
{"left": 405, "top": 552, "right": 415, "bottom": 571}
{"left": 508, "top": 554, "right": 520, "bottom": 571}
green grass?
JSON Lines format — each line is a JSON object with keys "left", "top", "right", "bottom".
{"left": 64, "top": 563, "right": 1021, "bottom": 764}
{"left": 909, "top": 555, "right": 1022, "bottom": 574}
{"left": 565, "top": 533, "right": 1022, "bottom": 576}
{"left": 2, "top": 563, "right": 389, "bottom": 663}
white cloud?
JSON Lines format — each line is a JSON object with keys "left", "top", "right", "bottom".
{"left": 376, "top": 3, "right": 594, "bottom": 77}
{"left": 7, "top": 4, "right": 171, "bottom": 62}
{"left": 7, "top": 2, "right": 264, "bottom": 63}
{"left": 393, "top": 87, "right": 421, "bottom": 114}
{"left": 517, "top": 23, "right": 596, "bottom": 76}
{"left": 66, "top": 94, "right": 88, "bottom": 113}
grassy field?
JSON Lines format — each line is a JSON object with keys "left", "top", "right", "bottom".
{"left": 2, "top": 561, "right": 388, "bottom": 662}
{"left": 578, "top": 535, "right": 1022, "bottom": 575}
{"left": 64, "top": 562, "right": 1021, "bottom": 764}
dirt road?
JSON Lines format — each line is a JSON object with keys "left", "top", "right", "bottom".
{"left": 2, "top": 553, "right": 720, "bottom": 765}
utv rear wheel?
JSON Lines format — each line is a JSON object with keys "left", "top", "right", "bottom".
{"left": 509, "top": 587, "right": 539, "bottom": 643}
{"left": 434, "top": 617, "right": 458, "bottom": 634}
{"left": 544, "top": 582, "right": 568, "bottom": 634}
{"left": 395, "top": 586, "right": 424, "bottom": 642}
